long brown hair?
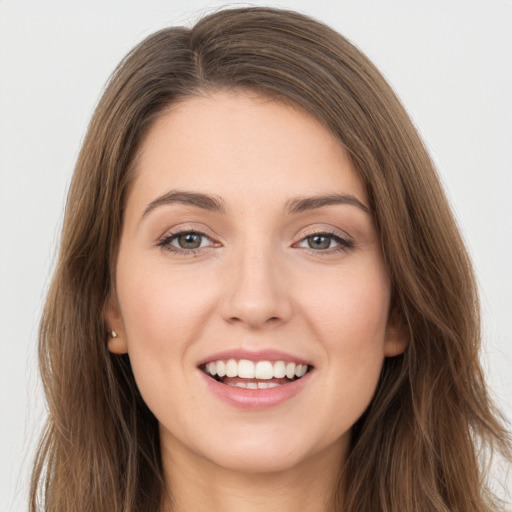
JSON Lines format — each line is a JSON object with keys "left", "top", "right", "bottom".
{"left": 30, "top": 7, "right": 511, "bottom": 511}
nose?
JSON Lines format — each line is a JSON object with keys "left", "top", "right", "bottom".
{"left": 220, "top": 246, "right": 292, "bottom": 329}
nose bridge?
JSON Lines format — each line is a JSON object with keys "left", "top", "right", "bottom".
{"left": 221, "top": 235, "right": 291, "bottom": 327}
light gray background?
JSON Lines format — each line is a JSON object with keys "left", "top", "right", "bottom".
{"left": 1, "top": 1, "right": 511, "bottom": 510}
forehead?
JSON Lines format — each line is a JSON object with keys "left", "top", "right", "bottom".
{"left": 127, "top": 90, "right": 367, "bottom": 214}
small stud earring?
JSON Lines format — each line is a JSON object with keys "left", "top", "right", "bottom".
{"left": 111, "top": 330, "right": 118, "bottom": 338}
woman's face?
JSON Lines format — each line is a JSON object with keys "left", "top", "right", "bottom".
{"left": 108, "top": 90, "right": 406, "bottom": 475}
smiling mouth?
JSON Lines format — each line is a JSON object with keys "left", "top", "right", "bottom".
{"left": 200, "top": 359, "right": 313, "bottom": 389}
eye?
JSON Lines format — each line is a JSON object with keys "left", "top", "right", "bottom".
{"left": 157, "top": 230, "right": 215, "bottom": 253}
{"left": 296, "top": 232, "right": 354, "bottom": 252}
{"left": 172, "top": 232, "right": 208, "bottom": 249}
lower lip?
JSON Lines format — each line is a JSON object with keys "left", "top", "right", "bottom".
{"left": 199, "top": 370, "right": 313, "bottom": 410}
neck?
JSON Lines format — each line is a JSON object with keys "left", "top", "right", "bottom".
{"left": 160, "top": 436, "right": 346, "bottom": 512}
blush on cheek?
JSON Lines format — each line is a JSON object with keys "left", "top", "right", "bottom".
{"left": 121, "top": 268, "right": 218, "bottom": 359}
{"left": 310, "top": 281, "right": 390, "bottom": 346}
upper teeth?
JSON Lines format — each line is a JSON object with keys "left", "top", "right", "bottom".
{"left": 205, "top": 359, "right": 309, "bottom": 380}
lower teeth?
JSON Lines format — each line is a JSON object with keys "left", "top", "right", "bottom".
{"left": 229, "top": 381, "right": 282, "bottom": 389}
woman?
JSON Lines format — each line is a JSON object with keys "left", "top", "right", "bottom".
{"left": 30, "top": 7, "right": 511, "bottom": 511}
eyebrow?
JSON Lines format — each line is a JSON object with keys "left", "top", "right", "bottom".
{"left": 142, "top": 190, "right": 226, "bottom": 218}
{"left": 141, "top": 190, "right": 371, "bottom": 219}
{"left": 285, "top": 194, "right": 371, "bottom": 214}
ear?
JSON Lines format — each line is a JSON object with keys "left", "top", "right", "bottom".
{"left": 383, "top": 307, "right": 409, "bottom": 357}
{"left": 104, "top": 296, "right": 128, "bottom": 354}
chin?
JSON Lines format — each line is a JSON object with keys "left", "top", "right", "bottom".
{"left": 206, "top": 446, "right": 311, "bottom": 475}
{"left": 188, "top": 426, "right": 345, "bottom": 476}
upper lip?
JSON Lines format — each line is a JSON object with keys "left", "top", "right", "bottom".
{"left": 197, "top": 348, "right": 314, "bottom": 367}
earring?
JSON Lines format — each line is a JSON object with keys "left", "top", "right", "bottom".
{"left": 111, "top": 330, "right": 118, "bottom": 338}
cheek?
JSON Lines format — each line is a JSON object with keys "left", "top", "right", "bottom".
{"left": 114, "top": 259, "right": 218, "bottom": 402}
{"left": 304, "top": 263, "right": 391, "bottom": 346}
{"left": 118, "top": 260, "right": 215, "bottom": 345}
{"left": 115, "top": 259, "right": 218, "bottom": 419}
{"left": 301, "top": 265, "right": 390, "bottom": 419}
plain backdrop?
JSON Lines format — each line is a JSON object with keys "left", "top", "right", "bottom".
{"left": 0, "top": 0, "right": 511, "bottom": 510}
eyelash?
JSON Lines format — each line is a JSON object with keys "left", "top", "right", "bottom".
{"left": 156, "top": 229, "right": 354, "bottom": 255}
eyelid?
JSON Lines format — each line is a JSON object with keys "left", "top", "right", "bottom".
{"left": 154, "top": 222, "right": 219, "bottom": 243}
{"left": 295, "top": 224, "right": 353, "bottom": 242}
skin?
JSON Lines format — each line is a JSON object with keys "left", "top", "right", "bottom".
{"left": 107, "top": 90, "right": 407, "bottom": 512}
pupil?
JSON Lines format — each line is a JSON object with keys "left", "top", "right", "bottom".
{"left": 308, "top": 235, "right": 330, "bottom": 250}
{"left": 179, "top": 233, "right": 201, "bottom": 249}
